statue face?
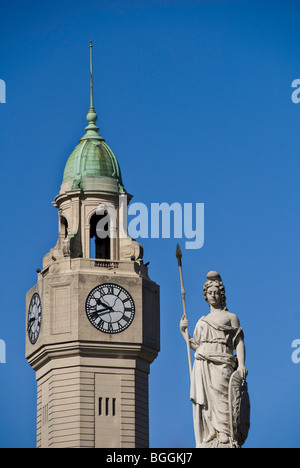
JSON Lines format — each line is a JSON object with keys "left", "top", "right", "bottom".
{"left": 206, "top": 285, "right": 221, "bottom": 308}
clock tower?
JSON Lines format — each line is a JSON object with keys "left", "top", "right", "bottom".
{"left": 25, "top": 44, "right": 160, "bottom": 448}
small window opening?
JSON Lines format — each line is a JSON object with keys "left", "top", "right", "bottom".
{"left": 90, "top": 213, "right": 110, "bottom": 259}
{"left": 98, "top": 397, "right": 116, "bottom": 416}
{"left": 42, "top": 404, "right": 48, "bottom": 426}
{"left": 60, "top": 216, "right": 68, "bottom": 238}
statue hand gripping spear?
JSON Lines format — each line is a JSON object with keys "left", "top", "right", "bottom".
{"left": 176, "top": 244, "right": 192, "bottom": 380}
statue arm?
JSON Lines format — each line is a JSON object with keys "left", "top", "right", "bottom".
{"left": 236, "top": 335, "right": 246, "bottom": 372}
{"left": 179, "top": 318, "right": 199, "bottom": 350}
{"left": 232, "top": 316, "right": 247, "bottom": 379}
{"left": 189, "top": 337, "right": 198, "bottom": 351}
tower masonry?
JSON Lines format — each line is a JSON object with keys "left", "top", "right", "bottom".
{"left": 25, "top": 44, "right": 160, "bottom": 448}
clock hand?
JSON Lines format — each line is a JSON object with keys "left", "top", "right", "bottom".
{"left": 90, "top": 307, "right": 113, "bottom": 319}
{"left": 90, "top": 298, "right": 123, "bottom": 319}
{"left": 97, "top": 299, "right": 112, "bottom": 309}
{"left": 98, "top": 310, "right": 115, "bottom": 317}
{"left": 28, "top": 317, "right": 37, "bottom": 328}
{"left": 98, "top": 297, "right": 122, "bottom": 312}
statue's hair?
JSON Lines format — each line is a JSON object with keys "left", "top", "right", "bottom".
{"left": 203, "top": 279, "right": 227, "bottom": 309}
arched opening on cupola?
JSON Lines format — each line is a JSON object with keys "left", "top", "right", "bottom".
{"left": 60, "top": 216, "right": 68, "bottom": 238}
{"left": 90, "top": 212, "right": 111, "bottom": 260}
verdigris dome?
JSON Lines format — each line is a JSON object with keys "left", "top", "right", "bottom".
{"left": 60, "top": 107, "right": 125, "bottom": 194}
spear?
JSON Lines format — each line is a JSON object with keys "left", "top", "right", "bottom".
{"left": 176, "top": 244, "right": 192, "bottom": 380}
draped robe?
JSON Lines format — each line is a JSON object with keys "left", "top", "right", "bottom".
{"left": 190, "top": 314, "right": 243, "bottom": 447}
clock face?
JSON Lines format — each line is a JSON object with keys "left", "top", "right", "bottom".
{"left": 86, "top": 283, "right": 135, "bottom": 334}
{"left": 27, "top": 293, "right": 42, "bottom": 344}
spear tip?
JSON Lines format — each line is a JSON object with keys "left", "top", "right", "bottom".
{"left": 176, "top": 243, "right": 182, "bottom": 265}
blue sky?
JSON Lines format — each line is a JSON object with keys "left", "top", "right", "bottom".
{"left": 0, "top": 0, "right": 300, "bottom": 448}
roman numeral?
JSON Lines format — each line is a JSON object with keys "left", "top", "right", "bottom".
{"left": 105, "top": 285, "right": 114, "bottom": 295}
{"left": 97, "top": 318, "right": 104, "bottom": 329}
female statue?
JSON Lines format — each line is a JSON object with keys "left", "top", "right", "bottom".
{"left": 180, "top": 271, "right": 249, "bottom": 448}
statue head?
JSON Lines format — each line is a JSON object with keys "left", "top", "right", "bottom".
{"left": 203, "top": 271, "right": 227, "bottom": 309}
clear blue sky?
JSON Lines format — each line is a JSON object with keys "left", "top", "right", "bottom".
{"left": 0, "top": 0, "right": 299, "bottom": 448}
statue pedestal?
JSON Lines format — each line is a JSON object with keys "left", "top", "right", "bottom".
{"left": 198, "top": 438, "right": 240, "bottom": 449}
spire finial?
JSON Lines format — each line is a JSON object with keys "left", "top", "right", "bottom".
{"left": 89, "top": 40, "right": 94, "bottom": 109}
{"left": 82, "top": 40, "right": 103, "bottom": 140}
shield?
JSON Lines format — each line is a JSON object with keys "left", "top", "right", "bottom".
{"left": 229, "top": 370, "right": 250, "bottom": 447}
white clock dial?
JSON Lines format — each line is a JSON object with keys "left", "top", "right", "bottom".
{"left": 86, "top": 283, "right": 135, "bottom": 334}
{"left": 27, "top": 293, "right": 42, "bottom": 344}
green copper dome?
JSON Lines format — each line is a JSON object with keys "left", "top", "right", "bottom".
{"left": 60, "top": 107, "right": 125, "bottom": 194}
{"left": 63, "top": 138, "right": 123, "bottom": 183}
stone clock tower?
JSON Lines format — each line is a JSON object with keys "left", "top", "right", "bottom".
{"left": 25, "top": 44, "right": 160, "bottom": 448}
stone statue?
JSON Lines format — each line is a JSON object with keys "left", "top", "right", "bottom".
{"left": 179, "top": 271, "right": 250, "bottom": 448}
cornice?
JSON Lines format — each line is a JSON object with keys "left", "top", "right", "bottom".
{"left": 27, "top": 340, "right": 158, "bottom": 373}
